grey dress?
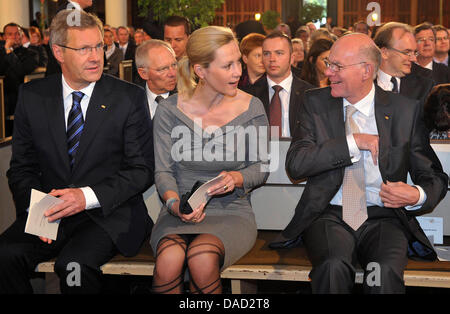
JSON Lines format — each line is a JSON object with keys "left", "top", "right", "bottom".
{"left": 150, "top": 94, "right": 270, "bottom": 270}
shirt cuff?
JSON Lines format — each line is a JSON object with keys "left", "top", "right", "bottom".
{"left": 80, "top": 187, "right": 100, "bottom": 210}
{"left": 346, "top": 134, "right": 361, "bottom": 163}
{"left": 404, "top": 185, "right": 427, "bottom": 211}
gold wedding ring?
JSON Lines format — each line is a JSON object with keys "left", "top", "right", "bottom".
{"left": 223, "top": 185, "right": 228, "bottom": 191}
{"left": 192, "top": 218, "right": 197, "bottom": 222}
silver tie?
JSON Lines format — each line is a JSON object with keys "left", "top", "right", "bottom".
{"left": 342, "top": 105, "right": 368, "bottom": 230}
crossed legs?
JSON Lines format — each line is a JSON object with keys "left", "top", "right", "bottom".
{"left": 152, "top": 233, "right": 225, "bottom": 294}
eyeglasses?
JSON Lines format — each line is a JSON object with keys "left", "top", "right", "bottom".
{"left": 149, "top": 62, "right": 178, "bottom": 75}
{"left": 58, "top": 43, "right": 104, "bottom": 55}
{"left": 387, "top": 47, "right": 419, "bottom": 58}
{"left": 416, "top": 37, "right": 435, "bottom": 44}
{"left": 436, "top": 36, "right": 449, "bottom": 42}
{"left": 323, "top": 57, "right": 366, "bottom": 73}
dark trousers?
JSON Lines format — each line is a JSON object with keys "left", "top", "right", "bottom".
{"left": 0, "top": 212, "right": 118, "bottom": 294}
{"left": 302, "top": 205, "right": 409, "bottom": 294}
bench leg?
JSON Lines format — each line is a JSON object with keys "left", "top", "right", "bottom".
{"left": 231, "top": 279, "right": 257, "bottom": 294}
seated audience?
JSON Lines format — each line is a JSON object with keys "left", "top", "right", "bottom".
{"left": 238, "top": 33, "right": 265, "bottom": 89}
{"left": 291, "top": 38, "right": 305, "bottom": 70}
{"left": 300, "top": 37, "right": 333, "bottom": 87}
{"left": 134, "top": 29, "right": 146, "bottom": 46}
{"left": 275, "top": 23, "right": 292, "bottom": 38}
{"left": 104, "top": 29, "right": 123, "bottom": 77}
{"left": 163, "top": 16, "right": 190, "bottom": 61}
{"left": 136, "top": 39, "right": 177, "bottom": 119}
{"left": 414, "top": 22, "right": 449, "bottom": 85}
{"left": 150, "top": 26, "right": 269, "bottom": 294}
{"left": 433, "top": 25, "right": 449, "bottom": 66}
{"left": 0, "top": 22, "right": 39, "bottom": 136}
{"left": 374, "top": 22, "right": 435, "bottom": 106}
{"left": 424, "top": 84, "right": 450, "bottom": 139}
{"left": 28, "top": 26, "right": 48, "bottom": 68}
{"left": 295, "top": 26, "right": 310, "bottom": 53}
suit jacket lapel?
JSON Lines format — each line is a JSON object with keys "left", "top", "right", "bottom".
{"left": 289, "top": 77, "right": 301, "bottom": 135}
{"left": 374, "top": 86, "right": 393, "bottom": 182}
{"left": 71, "top": 75, "right": 110, "bottom": 173}
{"left": 45, "top": 75, "right": 71, "bottom": 174}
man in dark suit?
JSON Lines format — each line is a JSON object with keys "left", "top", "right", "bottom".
{"left": 244, "top": 31, "right": 313, "bottom": 138}
{"left": 0, "top": 23, "right": 39, "bottom": 136}
{"left": 0, "top": 10, "right": 154, "bottom": 294}
{"left": 136, "top": 40, "right": 177, "bottom": 120}
{"left": 117, "top": 26, "right": 137, "bottom": 82}
{"left": 374, "top": 22, "right": 435, "bottom": 106}
{"left": 414, "top": 22, "right": 449, "bottom": 85}
{"left": 274, "top": 33, "right": 447, "bottom": 293}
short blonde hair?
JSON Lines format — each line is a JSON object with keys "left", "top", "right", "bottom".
{"left": 178, "top": 26, "right": 236, "bottom": 98}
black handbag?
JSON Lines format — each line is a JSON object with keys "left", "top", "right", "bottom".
{"left": 179, "top": 180, "right": 205, "bottom": 214}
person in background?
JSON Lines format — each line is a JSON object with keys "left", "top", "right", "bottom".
{"left": 354, "top": 21, "right": 369, "bottom": 35}
{"left": 238, "top": 33, "right": 265, "bottom": 89}
{"left": 104, "top": 28, "right": 123, "bottom": 77}
{"left": 424, "top": 83, "right": 450, "bottom": 139}
{"left": 163, "top": 16, "right": 190, "bottom": 61}
{"left": 136, "top": 39, "right": 178, "bottom": 119}
{"left": 414, "top": 22, "right": 449, "bottom": 85}
{"left": 275, "top": 23, "right": 292, "bottom": 38}
{"left": 295, "top": 26, "right": 310, "bottom": 53}
{"left": 134, "top": 29, "right": 146, "bottom": 46}
{"left": 291, "top": 38, "right": 305, "bottom": 70}
{"left": 433, "top": 25, "right": 449, "bottom": 66}
{"left": 300, "top": 37, "right": 333, "bottom": 87}
{"left": 28, "top": 26, "right": 48, "bottom": 68}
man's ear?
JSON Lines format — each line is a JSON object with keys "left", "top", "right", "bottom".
{"left": 362, "top": 63, "right": 374, "bottom": 81}
{"left": 137, "top": 67, "right": 149, "bottom": 80}
{"left": 380, "top": 47, "right": 390, "bottom": 61}
{"left": 52, "top": 44, "right": 64, "bottom": 64}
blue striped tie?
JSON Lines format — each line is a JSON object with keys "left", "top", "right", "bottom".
{"left": 67, "top": 91, "right": 85, "bottom": 169}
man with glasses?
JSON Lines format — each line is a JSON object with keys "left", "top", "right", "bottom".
{"left": 373, "top": 22, "right": 435, "bottom": 106}
{"left": 414, "top": 23, "right": 449, "bottom": 85}
{"left": 271, "top": 33, "right": 447, "bottom": 293}
{"left": 0, "top": 10, "right": 154, "bottom": 294}
{"left": 136, "top": 40, "right": 177, "bottom": 119}
{"left": 433, "top": 25, "right": 449, "bottom": 66}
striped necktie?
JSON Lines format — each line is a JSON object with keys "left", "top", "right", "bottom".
{"left": 67, "top": 91, "right": 85, "bottom": 169}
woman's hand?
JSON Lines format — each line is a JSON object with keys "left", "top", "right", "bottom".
{"left": 173, "top": 201, "right": 206, "bottom": 224}
{"left": 207, "top": 171, "right": 243, "bottom": 196}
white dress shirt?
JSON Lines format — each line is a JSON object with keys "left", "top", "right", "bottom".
{"left": 145, "top": 84, "right": 169, "bottom": 119}
{"left": 330, "top": 84, "right": 426, "bottom": 210}
{"left": 376, "top": 69, "right": 401, "bottom": 92}
{"left": 105, "top": 43, "right": 116, "bottom": 60}
{"left": 62, "top": 75, "right": 100, "bottom": 210}
{"left": 267, "top": 73, "right": 293, "bottom": 138}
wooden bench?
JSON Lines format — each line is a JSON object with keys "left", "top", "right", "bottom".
{"left": 35, "top": 230, "right": 450, "bottom": 293}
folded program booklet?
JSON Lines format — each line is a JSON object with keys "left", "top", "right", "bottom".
{"left": 24, "top": 189, "right": 64, "bottom": 240}
{"left": 187, "top": 174, "right": 224, "bottom": 210}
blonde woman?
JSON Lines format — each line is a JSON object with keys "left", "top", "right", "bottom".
{"left": 150, "top": 26, "right": 269, "bottom": 294}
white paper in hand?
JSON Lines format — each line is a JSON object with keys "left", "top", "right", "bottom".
{"left": 187, "top": 175, "right": 224, "bottom": 210}
{"left": 25, "top": 189, "right": 64, "bottom": 240}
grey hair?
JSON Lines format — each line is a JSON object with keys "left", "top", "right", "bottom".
{"left": 135, "top": 39, "right": 176, "bottom": 69}
{"left": 49, "top": 9, "right": 103, "bottom": 47}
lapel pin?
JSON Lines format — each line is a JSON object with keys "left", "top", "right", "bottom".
{"left": 384, "top": 115, "right": 389, "bottom": 120}
{"left": 101, "top": 105, "right": 106, "bottom": 109}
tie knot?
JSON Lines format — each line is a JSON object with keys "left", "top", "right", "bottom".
{"left": 272, "top": 85, "right": 283, "bottom": 93}
{"left": 72, "top": 91, "right": 84, "bottom": 104}
{"left": 390, "top": 76, "right": 398, "bottom": 93}
{"left": 346, "top": 105, "right": 358, "bottom": 118}
{"left": 155, "top": 95, "right": 164, "bottom": 104}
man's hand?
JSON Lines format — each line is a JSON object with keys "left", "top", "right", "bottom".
{"left": 353, "top": 133, "right": 379, "bottom": 165}
{"left": 44, "top": 188, "right": 86, "bottom": 222}
{"left": 380, "top": 181, "right": 420, "bottom": 208}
